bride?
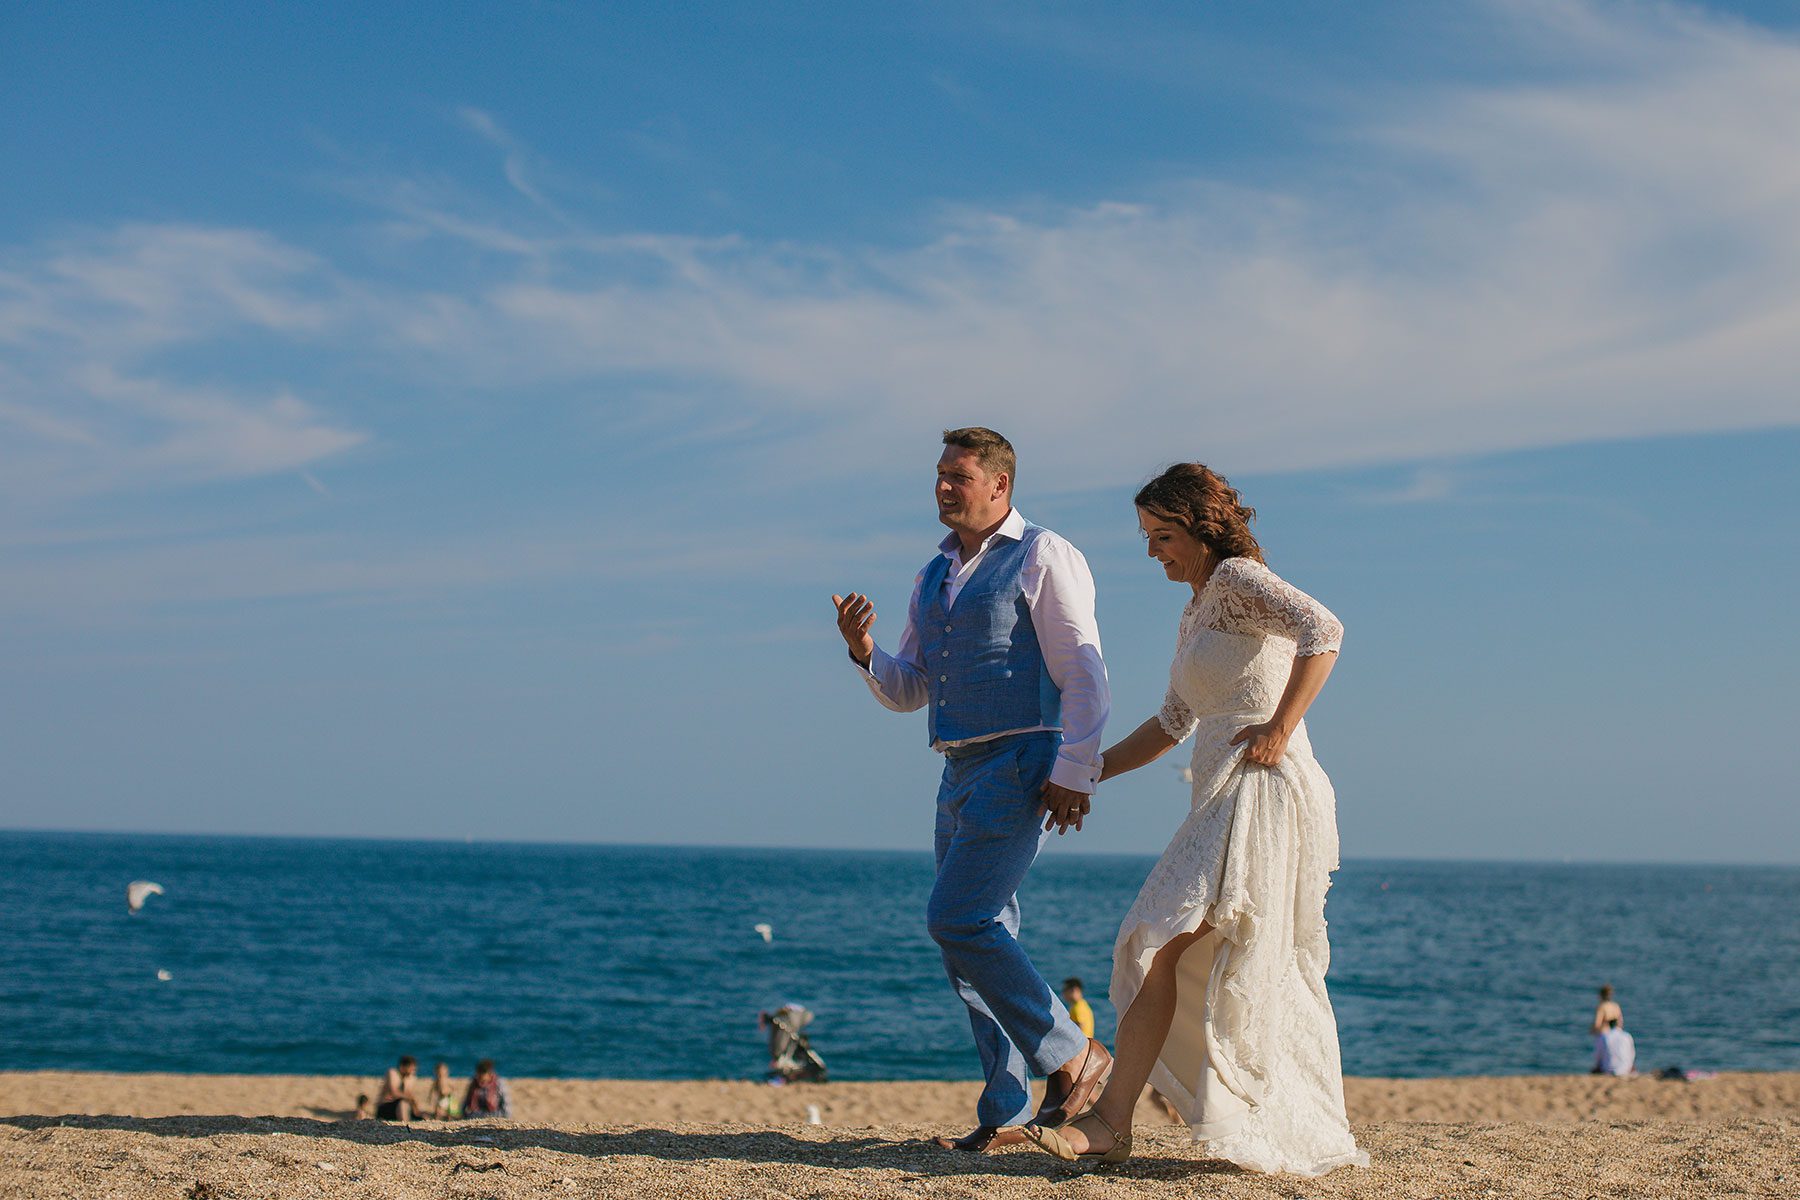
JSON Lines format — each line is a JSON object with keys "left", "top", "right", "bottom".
{"left": 1025, "top": 463, "right": 1367, "bottom": 1176}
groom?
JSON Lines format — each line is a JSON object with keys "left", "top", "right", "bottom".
{"left": 832, "top": 427, "right": 1113, "bottom": 1151}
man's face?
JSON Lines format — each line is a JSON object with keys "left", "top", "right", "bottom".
{"left": 936, "top": 447, "right": 1007, "bottom": 533}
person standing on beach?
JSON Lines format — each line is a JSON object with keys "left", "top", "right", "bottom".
{"left": 1590, "top": 984, "right": 1623, "bottom": 1035}
{"left": 832, "top": 427, "right": 1112, "bottom": 1152}
{"left": 1593, "top": 1018, "right": 1636, "bottom": 1076}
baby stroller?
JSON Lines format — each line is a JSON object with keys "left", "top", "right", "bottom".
{"left": 761, "top": 1003, "right": 828, "bottom": 1083}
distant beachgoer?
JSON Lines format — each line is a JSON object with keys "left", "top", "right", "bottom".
{"left": 1590, "top": 984, "right": 1623, "bottom": 1036}
{"left": 463, "top": 1059, "right": 513, "bottom": 1118}
{"left": 351, "top": 1093, "right": 373, "bottom": 1121}
{"left": 1062, "top": 979, "right": 1096, "bottom": 1039}
{"left": 428, "top": 1061, "right": 461, "bottom": 1119}
{"left": 1058, "top": 979, "right": 1179, "bottom": 1125}
{"left": 377, "top": 1055, "right": 424, "bottom": 1121}
{"left": 1593, "top": 1018, "right": 1636, "bottom": 1076}
{"left": 760, "top": 1003, "right": 829, "bottom": 1083}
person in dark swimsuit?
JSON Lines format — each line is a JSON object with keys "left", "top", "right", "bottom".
{"left": 376, "top": 1055, "right": 423, "bottom": 1121}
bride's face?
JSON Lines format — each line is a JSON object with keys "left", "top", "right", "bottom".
{"left": 1138, "top": 507, "right": 1213, "bottom": 585}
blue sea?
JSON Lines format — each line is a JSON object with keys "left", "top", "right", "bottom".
{"left": 3, "top": 832, "right": 1796, "bottom": 1081}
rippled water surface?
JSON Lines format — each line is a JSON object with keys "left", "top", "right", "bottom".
{"left": 3, "top": 832, "right": 1794, "bottom": 1079}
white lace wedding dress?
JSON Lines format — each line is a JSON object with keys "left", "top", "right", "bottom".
{"left": 1111, "top": 556, "right": 1367, "bottom": 1176}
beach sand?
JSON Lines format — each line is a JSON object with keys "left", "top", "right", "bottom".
{"left": 2, "top": 1071, "right": 1794, "bottom": 1198}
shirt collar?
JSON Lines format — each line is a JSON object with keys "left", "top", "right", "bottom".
{"left": 938, "top": 507, "right": 1027, "bottom": 560}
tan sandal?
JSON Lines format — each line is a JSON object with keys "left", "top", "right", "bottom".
{"left": 1022, "top": 1110, "right": 1131, "bottom": 1164}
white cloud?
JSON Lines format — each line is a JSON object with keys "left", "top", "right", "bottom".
{"left": 354, "top": 0, "right": 1800, "bottom": 485}
{"left": 6, "top": 0, "right": 1798, "bottom": 509}
{"left": 0, "top": 225, "right": 366, "bottom": 496}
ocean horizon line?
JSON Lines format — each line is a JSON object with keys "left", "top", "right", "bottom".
{"left": 3, "top": 826, "right": 1795, "bottom": 870}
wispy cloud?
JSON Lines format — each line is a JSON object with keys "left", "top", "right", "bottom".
{"left": 6, "top": 1, "right": 1798, "bottom": 510}
{"left": 0, "top": 225, "right": 366, "bottom": 497}
{"left": 1361, "top": 466, "right": 1461, "bottom": 506}
{"left": 352, "top": 0, "right": 1800, "bottom": 484}
{"left": 455, "top": 105, "right": 577, "bottom": 226}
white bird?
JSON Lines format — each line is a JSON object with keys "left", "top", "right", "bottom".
{"left": 753, "top": 923, "right": 773, "bottom": 943}
{"left": 156, "top": 969, "right": 172, "bottom": 982}
{"left": 127, "top": 881, "right": 164, "bottom": 914}
{"left": 1169, "top": 763, "right": 1194, "bottom": 784}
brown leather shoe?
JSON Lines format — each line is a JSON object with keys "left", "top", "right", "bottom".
{"left": 930, "top": 1125, "right": 1028, "bottom": 1152}
{"left": 1032, "top": 1038, "right": 1113, "bottom": 1128}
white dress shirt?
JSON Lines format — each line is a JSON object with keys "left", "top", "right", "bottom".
{"left": 855, "top": 508, "right": 1109, "bottom": 793}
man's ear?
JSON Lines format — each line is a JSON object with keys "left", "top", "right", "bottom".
{"left": 995, "top": 472, "right": 1011, "bottom": 499}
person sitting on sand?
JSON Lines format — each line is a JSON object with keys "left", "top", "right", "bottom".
{"left": 1061, "top": 979, "right": 1095, "bottom": 1039}
{"left": 1593, "top": 1018, "right": 1636, "bottom": 1077}
{"left": 377, "top": 1055, "right": 425, "bottom": 1121}
{"left": 428, "top": 1061, "right": 461, "bottom": 1120}
{"left": 351, "top": 1093, "right": 373, "bottom": 1121}
{"left": 462, "top": 1059, "right": 513, "bottom": 1119}
{"left": 1590, "top": 984, "right": 1623, "bottom": 1036}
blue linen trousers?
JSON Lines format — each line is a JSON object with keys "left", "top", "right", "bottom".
{"left": 929, "top": 730, "right": 1089, "bottom": 1127}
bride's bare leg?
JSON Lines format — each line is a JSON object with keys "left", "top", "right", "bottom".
{"left": 1056, "top": 925, "right": 1211, "bottom": 1154}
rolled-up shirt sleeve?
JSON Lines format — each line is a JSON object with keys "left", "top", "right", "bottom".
{"left": 854, "top": 570, "right": 931, "bottom": 713}
{"left": 1022, "top": 534, "right": 1110, "bottom": 793}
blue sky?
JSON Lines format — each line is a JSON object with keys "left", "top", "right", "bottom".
{"left": 3, "top": 1, "right": 1797, "bottom": 862}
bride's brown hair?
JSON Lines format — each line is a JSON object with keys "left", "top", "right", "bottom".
{"left": 1134, "top": 463, "right": 1264, "bottom": 564}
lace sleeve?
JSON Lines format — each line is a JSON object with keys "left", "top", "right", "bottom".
{"left": 1157, "top": 683, "right": 1197, "bottom": 743}
{"left": 1212, "top": 559, "right": 1344, "bottom": 656}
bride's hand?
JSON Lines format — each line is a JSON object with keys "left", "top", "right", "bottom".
{"left": 1230, "top": 721, "right": 1290, "bottom": 767}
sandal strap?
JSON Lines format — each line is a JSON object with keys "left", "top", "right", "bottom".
{"left": 1083, "top": 1110, "right": 1121, "bottom": 1142}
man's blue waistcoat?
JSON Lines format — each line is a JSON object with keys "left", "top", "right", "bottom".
{"left": 919, "top": 524, "right": 1063, "bottom": 746}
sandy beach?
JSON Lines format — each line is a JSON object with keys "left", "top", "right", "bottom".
{"left": 3, "top": 1071, "right": 1794, "bottom": 1198}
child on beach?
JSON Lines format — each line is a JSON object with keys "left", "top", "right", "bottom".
{"left": 1061, "top": 979, "right": 1095, "bottom": 1039}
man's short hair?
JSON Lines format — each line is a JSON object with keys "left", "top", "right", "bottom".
{"left": 1062, "top": 977, "right": 1084, "bottom": 992}
{"left": 942, "top": 427, "right": 1016, "bottom": 491}
{"left": 398, "top": 1055, "right": 417, "bottom": 1069}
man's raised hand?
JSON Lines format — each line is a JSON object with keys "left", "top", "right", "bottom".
{"left": 832, "top": 593, "right": 877, "bottom": 668}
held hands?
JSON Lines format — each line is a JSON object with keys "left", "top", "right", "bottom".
{"left": 831, "top": 593, "right": 876, "bottom": 667}
{"left": 1229, "top": 720, "right": 1291, "bottom": 767}
{"left": 1039, "top": 780, "right": 1092, "bottom": 835}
